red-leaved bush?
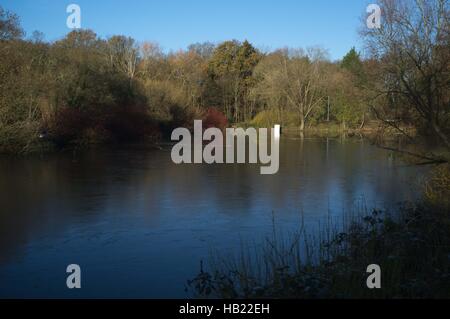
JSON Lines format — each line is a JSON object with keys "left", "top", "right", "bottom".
{"left": 202, "top": 107, "right": 228, "bottom": 131}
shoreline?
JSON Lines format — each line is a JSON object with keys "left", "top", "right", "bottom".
{"left": 0, "top": 121, "right": 417, "bottom": 156}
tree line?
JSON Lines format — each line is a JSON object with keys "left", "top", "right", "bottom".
{"left": 0, "top": 1, "right": 448, "bottom": 159}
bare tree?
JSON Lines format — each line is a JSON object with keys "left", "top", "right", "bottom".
{"left": 254, "top": 49, "right": 326, "bottom": 130}
{"left": 107, "top": 35, "right": 139, "bottom": 82}
{"left": 362, "top": 0, "right": 450, "bottom": 157}
{"left": 139, "top": 41, "right": 164, "bottom": 80}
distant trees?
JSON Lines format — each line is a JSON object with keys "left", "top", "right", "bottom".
{"left": 188, "top": 42, "right": 215, "bottom": 59}
{"left": 362, "top": 0, "right": 450, "bottom": 154}
{"left": 106, "top": 35, "right": 139, "bottom": 82}
{"left": 6, "top": 2, "right": 447, "bottom": 154}
{"left": 0, "top": 23, "right": 154, "bottom": 152}
{"left": 0, "top": 6, "right": 23, "bottom": 40}
{"left": 0, "top": 4, "right": 381, "bottom": 154}
{"left": 139, "top": 41, "right": 165, "bottom": 80}
{"left": 341, "top": 47, "right": 363, "bottom": 78}
{"left": 333, "top": 47, "right": 367, "bottom": 129}
{"left": 251, "top": 47, "right": 368, "bottom": 130}
{"left": 206, "top": 40, "right": 261, "bottom": 122}
{"left": 252, "top": 50, "right": 326, "bottom": 130}
{"left": 169, "top": 49, "right": 205, "bottom": 109}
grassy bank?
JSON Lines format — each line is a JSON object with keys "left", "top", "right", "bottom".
{"left": 188, "top": 165, "right": 450, "bottom": 299}
{"left": 242, "top": 110, "right": 414, "bottom": 138}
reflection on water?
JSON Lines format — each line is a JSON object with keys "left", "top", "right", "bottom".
{"left": 0, "top": 135, "right": 427, "bottom": 298}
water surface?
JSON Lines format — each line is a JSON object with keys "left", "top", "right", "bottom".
{"left": 0, "top": 135, "right": 426, "bottom": 298}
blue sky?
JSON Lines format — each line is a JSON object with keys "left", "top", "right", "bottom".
{"left": 1, "top": 0, "right": 370, "bottom": 60}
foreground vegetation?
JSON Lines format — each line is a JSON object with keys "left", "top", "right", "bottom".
{"left": 188, "top": 164, "right": 450, "bottom": 298}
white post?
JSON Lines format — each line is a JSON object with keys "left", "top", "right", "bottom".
{"left": 274, "top": 124, "right": 281, "bottom": 139}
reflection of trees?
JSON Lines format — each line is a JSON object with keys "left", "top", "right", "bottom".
{"left": 0, "top": 149, "right": 165, "bottom": 263}
{"left": 0, "top": 140, "right": 424, "bottom": 265}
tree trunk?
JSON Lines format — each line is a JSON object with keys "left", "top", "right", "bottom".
{"left": 299, "top": 117, "right": 305, "bottom": 131}
{"left": 359, "top": 113, "right": 365, "bottom": 129}
{"left": 432, "top": 120, "right": 450, "bottom": 151}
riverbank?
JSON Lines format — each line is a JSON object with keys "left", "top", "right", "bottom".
{"left": 239, "top": 119, "right": 415, "bottom": 137}
{"left": 0, "top": 120, "right": 363, "bottom": 155}
{"left": 188, "top": 164, "right": 450, "bottom": 298}
{"left": 0, "top": 118, "right": 421, "bottom": 159}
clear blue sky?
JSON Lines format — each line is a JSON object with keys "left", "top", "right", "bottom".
{"left": 1, "top": 0, "right": 370, "bottom": 60}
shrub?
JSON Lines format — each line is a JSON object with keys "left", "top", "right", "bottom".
{"left": 250, "top": 109, "right": 300, "bottom": 127}
{"left": 203, "top": 107, "right": 228, "bottom": 130}
{"left": 47, "top": 105, "right": 162, "bottom": 146}
{"left": 48, "top": 107, "right": 92, "bottom": 145}
{"left": 105, "top": 106, "right": 161, "bottom": 142}
{"left": 0, "top": 121, "right": 50, "bottom": 154}
{"left": 424, "top": 164, "right": 450, "bottom": 210}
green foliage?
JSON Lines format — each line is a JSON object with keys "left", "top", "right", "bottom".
{"left": 208, "top": 40, "right": 256, "bottom": 78}
{"left": 249, "top": 109, "right": 280, "bottom": 127}
{"left": 341, "top": 47, "right": 363, "bottom": 78}
{"left": 206, "top": 40, "right": 262, "bottom": 121}
{"left": 250, "top": 109, "right": 300, "bottom": 127}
